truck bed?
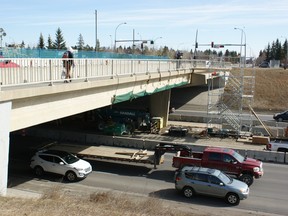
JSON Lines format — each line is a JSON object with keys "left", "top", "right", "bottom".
{"left": 44, "top": 143, "right": 162, "bottom": 165}
{"left": 172, "top": 151, "right": 203, "bottom": 168}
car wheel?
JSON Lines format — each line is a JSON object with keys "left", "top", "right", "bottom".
{"left": 183, "top": 186, "right": 194, "bottom": 198}
{"left": 66, "top": 171, "right": 77, "bottom": 182}
{"left": 226, "top": 193, "right": 240, "bottom": 205}
{"left": 239, "top": 174, "right": 254, "bottom": 186}
{"left": 34, "top": 166, "right": 44, "bottom": 176}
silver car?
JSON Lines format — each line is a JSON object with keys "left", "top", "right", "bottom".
{"left": 175, "top": 166, "right": 249, "bottom": 205}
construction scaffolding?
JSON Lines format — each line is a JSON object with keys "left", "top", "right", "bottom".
{"left": 207, "top": 66, "right": 255, "bottom": 136}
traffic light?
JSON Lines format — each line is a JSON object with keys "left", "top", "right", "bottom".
{"left": 150, "top": 40, "right": 154, "bottom": 45}
{"left": 211, "top": 42, "right": 214, "bottom": 48}
{"left": 141, "top": 43, "right": 144, "bottom": 49}
{"left": 219, "top": 45, "right": 224, "bottom": 48}
{"left": 195, "top": 42, "right": 198, "bottom": 48}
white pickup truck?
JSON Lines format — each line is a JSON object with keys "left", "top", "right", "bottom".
{"left": 267, "top": 140, "right": 288, "bottom": 152}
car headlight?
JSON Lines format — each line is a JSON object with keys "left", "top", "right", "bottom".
{"left": 75, "top": 167, "right": 84, "bottom": 171}
{"left": 253, "top": 167, "right": 260, "bottom": 172}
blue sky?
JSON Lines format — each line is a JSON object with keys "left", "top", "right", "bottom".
{"left": 1, "top": 0, "right": 288, "bottom": 57}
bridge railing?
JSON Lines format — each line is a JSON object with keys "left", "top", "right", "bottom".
{"left": 0, "top": 58, "right": 231, "bottom": 88}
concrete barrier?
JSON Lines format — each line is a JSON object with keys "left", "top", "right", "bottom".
{"left": 26, "top": 127, "right": 287, "bottom": 164}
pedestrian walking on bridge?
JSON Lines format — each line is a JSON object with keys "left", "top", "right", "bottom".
{"left": 62, "top": 47, "right": 74, "bottom": 83}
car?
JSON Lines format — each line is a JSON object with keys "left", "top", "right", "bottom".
{"left": 259, "top": 61, "right": 269, "bottom": 68}
{"left": 273, "top": 110, "right": 288, "bottom": 122}
{"left": 30, "top": 149, "right": 92, "bottom": 181}
{"left": 174, "top": 166, "right": 249, "bottom": 205}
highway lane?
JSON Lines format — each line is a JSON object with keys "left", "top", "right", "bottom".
{"left": 8, "top": 149, "right": 288, "bottom": 216}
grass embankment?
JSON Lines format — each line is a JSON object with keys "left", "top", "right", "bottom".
{"left": 0, "top": 187, "right": 193, "bottom": 216}
{"left": 231, "top": 68, "right": 288, "bottom": 112}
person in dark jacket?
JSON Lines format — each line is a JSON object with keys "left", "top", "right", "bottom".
{"left": 62, "top": 47, "right": 74, "bottom": 83}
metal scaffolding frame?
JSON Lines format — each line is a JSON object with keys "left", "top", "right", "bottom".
{"left": 207, "top": 67, "right": 255, "bottom": 136}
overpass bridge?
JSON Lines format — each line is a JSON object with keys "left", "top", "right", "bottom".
{"left": 0, "top": 57, "right": 231, "bottom": 195}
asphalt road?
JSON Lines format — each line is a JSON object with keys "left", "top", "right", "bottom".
{"left": 7, "top": 136, "right": 288, "bottom": 216}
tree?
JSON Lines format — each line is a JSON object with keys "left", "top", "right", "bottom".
{"left": 161, "top": 46, "right": 169, "bottom": 57}
{"left": 283, "top": 39, "right": 288, "bottom": 64}
{"left": 38, "top": 33, "right": 45, "bottom": 49}
{"left": 77, "top": 34, "right": 85, "bottom": 50}
{"left": 53, "top": 27, "right": 66, "bottom": 50}
{"left": 47, "top": 35, "right": 54, "bottom": 49}
{"left": 20, "top": 41, "right": 25, "bottom": 48}
{"left": 274, "top": 39, "right": 282, "bottom": 60}
{"left": 266, "top": 43, "right": 271, "bottom": 61}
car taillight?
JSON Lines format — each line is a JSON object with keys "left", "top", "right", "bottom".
{"left": 175, "top": 176, "right": 182, "bottom": 181}
{"left": 266, "top": 144, "right": 271, "bottom": 150}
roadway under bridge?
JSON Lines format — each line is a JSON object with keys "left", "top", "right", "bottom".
{"left": 0, "top": 57, "right": 230, "bottom": 195}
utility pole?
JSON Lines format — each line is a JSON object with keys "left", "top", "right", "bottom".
{"left": 95, "top": 10, "right": 98, "bottom": 52}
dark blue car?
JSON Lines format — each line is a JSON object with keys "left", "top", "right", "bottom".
{"left": 273, "top": 110, "right": 288, "bottom": 122}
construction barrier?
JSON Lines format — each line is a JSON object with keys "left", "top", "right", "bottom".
{"left": 26, "top": 127, "right": 288, "bottom": 164}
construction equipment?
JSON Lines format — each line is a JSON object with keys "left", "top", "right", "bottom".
{"left": 94, "top": 107, "right": 152, "bottom": 135}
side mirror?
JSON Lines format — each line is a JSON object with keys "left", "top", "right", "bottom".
{"left": 219, "top": 182, "right": 224, "bottom": 186}
{"left": 59, "top": 162, "right": 64, "bottom": 165}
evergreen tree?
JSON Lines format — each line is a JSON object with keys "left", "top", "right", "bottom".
{"left": 275, "top": 39, "right": 282, "bottom": 60}
{"left": 38, "top": 33, "right": 45, "bottom": 49}
{"left": 161, "top": 46, "right": 169, "bottom": 57}
{"left": 53, "top": 27, "right": 66, "bottom": 50}
{"left": 77, "top": 34, "right": 85, "bottom": 50}
{"left": 283, "top": 40, "right": 288, "bottom": 63}
{"left": 266, "top": 43, "right": 271, "bottom": 61}
{"left": 47, "top": 35, "right": 54, "bottom": 49}
{"left": 20, "top": 41, "right": 25, "bottom": 48}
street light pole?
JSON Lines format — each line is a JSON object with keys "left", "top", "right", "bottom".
{"left": 114, "top": 22, "right": 127, "bottom": 51}
{"left": 234, "top": 27, "right": 246, "bottom": 67}
{"left": 95, "top": 10, "right": 97, "bottom": 52}
{"left": 153, "top": 36, "right": 162, "bottom": 49}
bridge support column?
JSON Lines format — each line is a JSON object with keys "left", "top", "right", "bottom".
{"left": 149, "top": 89, "right": 171, "bottom": 127}
{"left": 0, "top": 102, "right": 11, "bottom": 196}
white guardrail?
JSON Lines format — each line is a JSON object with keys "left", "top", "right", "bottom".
{"left": 0, "top": 58, "right": 231, "bottom": 88}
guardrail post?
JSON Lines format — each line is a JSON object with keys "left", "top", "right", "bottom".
{"left": 48, "top": 59, "right": 53, "bottom": 86}
{"left": 84, "top": 59, "right": 88, "bottom": 82}
{"left": 131, "top": 60, "right": 134, "bottom": 76}
{"left": 111, "top": 59, "right": 114, "bottom": 79}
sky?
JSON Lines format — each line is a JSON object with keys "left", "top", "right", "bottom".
{"left": 1, "top": 0, "right": 288, "bottom": 57}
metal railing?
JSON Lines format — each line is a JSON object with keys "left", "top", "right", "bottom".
{"left": 0, "top": 58, "right": 231, "bottom": 88}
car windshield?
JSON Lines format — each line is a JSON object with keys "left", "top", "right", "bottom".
{"left": 62, "top": 153, "right": 79, "bottom": 164}
{"left": 218, "top": 172, "right": 232, "bottom": 184}
{"left": 232, "top": 150, "right": 245, "bottom": 162}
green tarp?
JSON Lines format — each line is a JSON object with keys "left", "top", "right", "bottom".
{"left": 112, "top": 81, "right": 189, "bottom": 104}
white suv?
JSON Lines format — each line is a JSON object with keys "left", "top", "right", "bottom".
{"left": 30, "top": 149, "right": 92, "bottom": 182}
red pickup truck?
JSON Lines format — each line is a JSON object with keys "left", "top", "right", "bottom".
{"left": 172, "top": 147, "right": 264, "bottom": 186}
